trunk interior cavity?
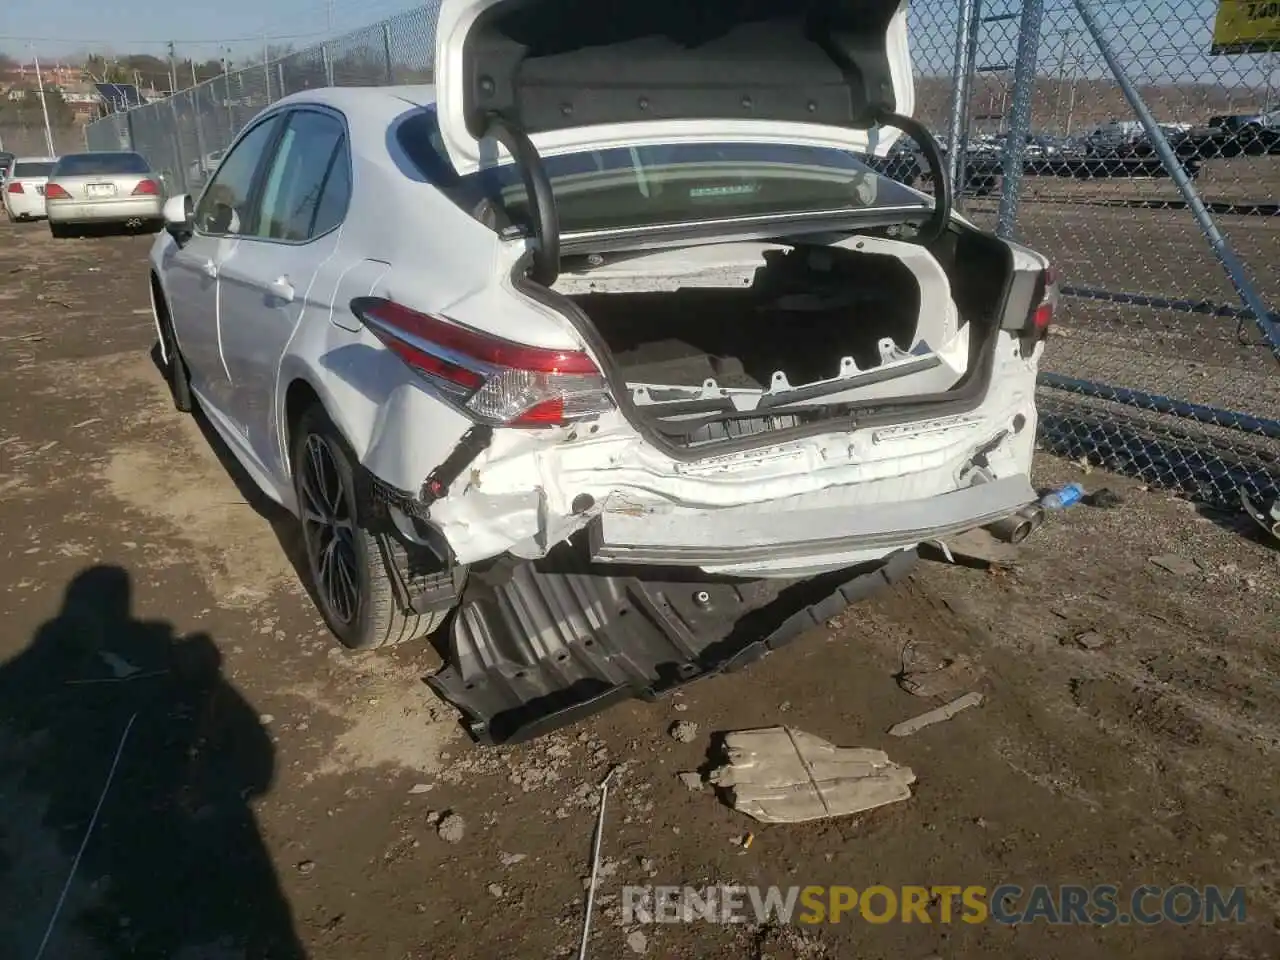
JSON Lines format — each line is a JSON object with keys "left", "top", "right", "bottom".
{"left": 546, "top": 228, "right": 1013, "bottom": 448}
{"left": 568, "top": 246, "right": 922, "bottom": 391}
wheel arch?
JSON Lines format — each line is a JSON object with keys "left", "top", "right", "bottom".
{"left": 148, "top": 269, "right": 171, "bottom": 360}
{"left": 278, "top": 370, "right": 369, "bottom": 484}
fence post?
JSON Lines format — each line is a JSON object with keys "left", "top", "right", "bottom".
{"left": 322, "top": 42, "right": 334, "bottom": 86}
{"left": 169, "top": 96, "right": 187, "bottom": 196}
{"left": 995, "top": 0, "right": 1044, "bottom": 239}
{"left": 224, "top": 75, "right": 235, "bottom": 139}
{"left": 946, "top": 0, "right": 981, "bottom": 199}
{"left": 191, "top": 90, "right": 209, "bottom": 194}
{"left": 278, "top": 63, "right": 286, "bottom": 98}
{"left": 1070, "top": 0, "right": 1279, "bottom": 359}
{"left": 383, "top": 22, "right": 394, "bottom": 84}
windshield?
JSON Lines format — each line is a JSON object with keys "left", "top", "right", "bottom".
{"left": 14, "top": 162, "right": 55, "bottom": 178}
{"left": 54, "top": 152, "right": 151, "bottom": 176}
{"left": 399, "top": 112, "right": 929, "bottom": 236}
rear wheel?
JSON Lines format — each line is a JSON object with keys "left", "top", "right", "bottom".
{"left": 292, "top": 404, "right": 447, "bottom": 650}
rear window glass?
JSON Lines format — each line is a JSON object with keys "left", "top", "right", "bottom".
{"left": 54, "top": 153, "right": 151, "bottom": 176}
{"left": 14, "top": 162, "right": 55, "bottom": 178}
{"left": 396, "top": 110, "right": 928, "bottom": 236}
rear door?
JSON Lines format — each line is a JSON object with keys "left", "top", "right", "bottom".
{"left": 163, "top": 116, "right": 283, "bottom": 416}
{"left": 216, "top": 107, "right": 351, "bottom": 479}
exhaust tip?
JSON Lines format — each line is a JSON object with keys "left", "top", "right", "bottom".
{"left": 1006, "top": 518, "right": 1034, "bottom": 544}
{"left": 985, "top": 504, "right": 1045, "bottom": 544}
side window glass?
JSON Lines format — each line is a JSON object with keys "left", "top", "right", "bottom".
{"left": 310, "top": 141, "right": 351, "bottom": 238}
{"left": 194, "top": 117, "right": 279, "bottom": 236}
{"left": 255, "top": 110, "right": 347, "bottom": 242}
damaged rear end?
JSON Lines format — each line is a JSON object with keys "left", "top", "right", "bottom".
{"left": 355, "top": 0, "right": 1057, "bottom": 741}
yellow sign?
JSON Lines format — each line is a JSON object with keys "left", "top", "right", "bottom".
{"left": 1212, "top": 1, "right": 1280, "bottom": 54}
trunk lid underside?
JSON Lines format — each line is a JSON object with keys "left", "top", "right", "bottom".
{"left": 433, "top": 0, "right": 915, "bottom": 175}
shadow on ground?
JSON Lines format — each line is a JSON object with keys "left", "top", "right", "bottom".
{"left": 0, "top": 564, "right": 305, "bottom": 960}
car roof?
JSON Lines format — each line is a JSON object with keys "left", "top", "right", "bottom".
{"left": 272, "top": 83, "right": 437, "bottom": 116}
{"left": 267, "top": 84, "right": 439, "bottom": 141}
{"left": 14, "top": 156, "right": 57, "bottom": 163}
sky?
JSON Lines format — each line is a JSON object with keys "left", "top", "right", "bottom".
{"left": 0, "top": 0, "right": 425, "bottom": 65}
{"left": 0, "top": 0, "right": 1274, "bottom": 92}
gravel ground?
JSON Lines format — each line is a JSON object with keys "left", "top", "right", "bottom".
{"left": 1, "top": 219, "right": 1279, "bottom": 960}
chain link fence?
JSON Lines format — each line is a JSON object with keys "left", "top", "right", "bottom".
{"left": 85, "top": 0, "right": 1279, "bottom": 508}
{"left": 0, "top": 124, "right": 85, "bottom": 158}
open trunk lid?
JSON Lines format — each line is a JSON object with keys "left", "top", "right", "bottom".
{"left": 433, "top": 0, "right": 916, "bottom": 176}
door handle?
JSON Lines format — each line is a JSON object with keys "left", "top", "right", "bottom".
{"left": 269, "top": 276, "right": 295, "bottom": 303}
{"left": 201, "top": 258, "right": 217, "bottom": 279}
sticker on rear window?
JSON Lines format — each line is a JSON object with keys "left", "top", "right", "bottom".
{"left": 688, "top": 183, "right": 759, "bottom": 199}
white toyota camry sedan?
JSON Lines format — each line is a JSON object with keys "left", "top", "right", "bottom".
{"left": 149, "top": 0, "right": 1055, "bottom": 742}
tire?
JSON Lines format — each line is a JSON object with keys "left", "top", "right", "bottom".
{"left": 292, "top": 403, "right": 447, "bottom": 650}
{"left": 156, "top": 300, "right": 193, "bottom": 413}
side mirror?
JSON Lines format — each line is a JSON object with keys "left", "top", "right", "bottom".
{"left": 163, "top": 194, "right": 194, "bottom": 244}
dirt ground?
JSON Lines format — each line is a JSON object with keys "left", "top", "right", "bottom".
{"left": 1, "top": 220, "right": 1279, "bottom": 960}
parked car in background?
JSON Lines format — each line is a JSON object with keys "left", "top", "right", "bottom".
{"left": 1209, "top": 109, "right": 1279, "bottom": 134}
{"left": 148, "top": 0, "right": 1055, "bottom": 742}
{"left": 3, "top": 157, "right": 58, "bottom": 221}
{"left": 187, "top": 149, "right": 226, "bottom": 189}
{"left": 0, "top": 152, "right": 14, "bottom": 182}
{"left": 45, "top": 151, "right": 165, "bottom": 238}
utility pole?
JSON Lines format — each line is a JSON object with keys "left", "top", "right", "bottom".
{"left": 263, "top": 35, "right": 272, "bottom": 103}
{"left": 30, "top": 46, "right": 56, "bottom": 158}
{"left": 167, "top": 40, "right": 178, "bottom": 95}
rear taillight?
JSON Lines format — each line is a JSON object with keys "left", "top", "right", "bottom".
{"left": 44, "top": 183, "right": 70, "bottom": 199}
{"left": 1030, "top": 265, "right": 1057, "bottom": 339}
{"left": 6, "top": 182, "right": 21, "bottom": 194}
{"left": 350, "top": 297, "right": 613, "bottom": 428}
{"left": 132, "top": 179, "right": 160, "bottom": 196}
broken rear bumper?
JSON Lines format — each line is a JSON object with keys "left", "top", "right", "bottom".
{"left": 590, "top": 473, "right": 1035, "bottom": 575}
{"left": 427, "top": 548, "right": 918, "bottom": 744}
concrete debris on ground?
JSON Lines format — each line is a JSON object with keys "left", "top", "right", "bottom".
{"left": 626, "top": 929, "right": 648, "bottom": 954}
{"left": 1148, "top": 554, "right": 1202, "bottom": 577}
{"left": 677, "top": 772, "right": 705, "bottom": 792}
{"left": 98, "top": 650, "right": 141, "bottom": 678}
{"left": 888, "top": 692, "right": 985, "bottom": 737}
{"left": 1072, "top": 629, "right": 1107, "bottom": 650}
{"left": 706, "top": 727, "right": 916, "bottom": 824}
{"left": 898, "top": 653, "right": 985, "bottom": 699}
{"left": 668, "top": 720, "right": 699, "bottom": 743}
{"left": 437, "top": 813, "right": 465, "bottom": 844}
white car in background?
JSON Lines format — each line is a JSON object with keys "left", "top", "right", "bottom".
{"left": 149, "top": 0, "right": 1055, "bottom": 743}
{"left": 3, "top": 157, "right": 58, "bottom": 221}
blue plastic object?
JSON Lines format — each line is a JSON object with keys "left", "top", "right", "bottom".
{"left": 1039, "top": 482, "right": 1085, "bottom": 510}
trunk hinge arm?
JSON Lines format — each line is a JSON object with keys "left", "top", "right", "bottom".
{"left": 875, "top": 111, "right": 953, "bottom": 248}
{"left": 480, "top": 112, "right": 561, "bottom": 286}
